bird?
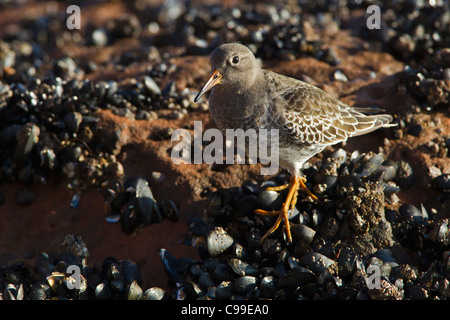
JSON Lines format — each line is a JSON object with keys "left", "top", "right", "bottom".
{"left": 194, "top": 43, "right": 396, "bottom": 244}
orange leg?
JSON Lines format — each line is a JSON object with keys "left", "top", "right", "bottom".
{"left": 298, "top": 177, "right": 318, "bottom": 201}
{"left": 265, "top": 184, "right": 289, "bottom": 192}
{"left": 255, "top": 175, "right": 317, "bottom": 244}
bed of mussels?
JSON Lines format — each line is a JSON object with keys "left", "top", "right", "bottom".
{"left": 0, "top": 0, "right": 449, "bottom": 300}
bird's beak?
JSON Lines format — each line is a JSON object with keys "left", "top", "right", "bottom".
{"left": 194, "top": 70, "right": 222, "bottom": 103}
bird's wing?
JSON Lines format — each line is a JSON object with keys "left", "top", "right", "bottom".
{"left": 271, "top": 77, "right": 393, "bottom": 145}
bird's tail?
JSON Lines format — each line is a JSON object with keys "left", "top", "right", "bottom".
{"left": 351, "top": 112, "right": 397, "bottom": 137}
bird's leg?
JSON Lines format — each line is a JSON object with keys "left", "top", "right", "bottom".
{"left": 290, "top": 187, "right": 299, "bottom": 210}
{"left": 265, "top": 177, "right": 317, "bottom": 200}
{"left": 254, "top": 175, "right": 317, "bottom": 244}
{"left": 298, "top": 177, "right": 318, "bottom": 201}
{"left": 254, "top": 175, "right": 299, "bottom": 244}
{"left": 265, "top": 184, "right": 289, "bottom": 192}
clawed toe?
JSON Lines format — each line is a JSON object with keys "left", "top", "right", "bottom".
{"left": 254, "top": 175, "right": 317, "bottom": 245}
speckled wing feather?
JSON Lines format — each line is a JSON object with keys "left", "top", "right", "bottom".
{"left": 266, "top": 71, "right": 394, "bottom": 146}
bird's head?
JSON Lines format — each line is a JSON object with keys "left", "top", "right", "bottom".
{"left": 194, "top": 43, "right": 260, "bottom": 102}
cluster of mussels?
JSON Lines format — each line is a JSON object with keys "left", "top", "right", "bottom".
{"left": 0, "top": 1, "right": 205, "bottom": 204}
{"left": 128, "top": 0, "right": 340, "bottom": 64}
{"left": 0, "top": 72, "right": 199, "bottom": 205}
{"left": 0, "top": 0, "right": 448, "bottom": 300}
{"left": 356, "top": 0, "right": 449, "bottom": 67}
{"left": 354, "top": 0, "right": 449, "bottom": 112}
{"left": 0, "top": 234, "right": 169, "bottom": 300}
{"left": 158, "top": 149, "right": 450, "bottom": 300}
{"left": 395, "top": 48, "right": 449, "bottom": 112}
{"left": 104, "top": 176, "right": 180, "bottom": 234}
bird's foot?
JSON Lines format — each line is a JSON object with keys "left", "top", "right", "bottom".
{"left": 254, "top": 207, "right": 292, "bottom": 245}
{"left": 255, "top": 176, "right": 318, "bottom": 245}
{"left": 264, "top": 184, "right": 289, "bottom": 192}
{"left": 298, "top": 177, "right": 318, "bottom": 201}
{"left": 264, "top": 177, "right": 317, "bottom": 201}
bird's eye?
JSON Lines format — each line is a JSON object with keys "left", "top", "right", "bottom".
{"left": 231, "top": 56, "right": 240, "bottom": 65}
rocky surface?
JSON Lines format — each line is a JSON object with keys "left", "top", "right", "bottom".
{"left": 0, "top": 0, "right": 448, "bottom": 299}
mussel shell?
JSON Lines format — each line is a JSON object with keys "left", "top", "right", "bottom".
{"left": 206, "top": 227, "right": 234, "bottom": 257}
{"left": 187, "top": 218, "right": 214, "bottom": 236}
{"left": 432, "top": 174, "right": 450, "bottom": 192}
{"left": 291, "top": 224, "right": 316, "bottom": 244}
{"left": 328, "top": 148, "right": 347, "bottom": 168}
{"left": 109, "top": 192, "right": 132, "bottom": 211}
{"left": 121, "top": 259, "right": 142, "bottom": 285}
{"left": 233, "top": 276, "right": 257, "bottom": 295}
{"left": 3, "top": 283, "right": 24, "bottom": 300}
{"left": 377, "top": 160, "right": 398, "bottom": 182}
{"left": 59, "top": 234, "right": 89, "bottom": 263}
{"left": 29, "top": 282, "right": 50, "bottom": 300}
{"left": 143, "top": 76, "right": 162, "bottom": 96}
{"left": 212, "top": 263, "right": 234, "bottom": 282}
{"left": 256, "top": 190, "right": 283, "bottom": 211}
{"left": 337, "top": 246, "right": 359, "bottom": 279}
{"left": 35, "top": 252, "right": 54, "bottom": 278}
{"left": 105, "top": 213, "right": 121, "bottom": 223}
{"left": 429, "top": 219, "right": 449, "bottom": 246}
{"left": 338, "top": 175, "right": 363, "bottom": 189}
{"left": 399, "top": 203, "right": 427, "bottom": 224}
{"left": 228, "top": 258, "right": 259, "bottom": 277}
{"left": 127, "top": 280, "right": 143, "bottom": 300}
{"left": 231, "top": 243, "right": 252, "bottom": 261}
{"left": 261, "top": 238, "right": 282, "bottom": 256}
{"left": 259, "top": 276, "right": 277, "bottom": 298}
{"left": 126, "top": 176, "right": 157, "bottom": 225}
{"left": 63, "top": 111, "right": 82, "bottom": 133}
{"left": 110, "top": 279, "right": 125, "bottom": 293}
{"left": 277, "top": 266, "right": 317, "bottom": 288}
{"left": 121, "top": 204, "right": 140, "bottom": 235}
{"left": 405, "top": 284, "right": 430, "bottom": 299}
{"left": 380, "top": 181, "right": 401, "bottom": 194}
{"left": 357, "top": 153, "right": 384, "bottom": 178}
{"left": 102, "top": 257, "right": 121, "bottom": 280}
{"left": 13, "top": 122, "right": 40, "bottom": 165}
{"left": 299, "top": 252, "right": 337, "bottom": 275}
{"left": 371, "top": 249, "right": 398, "bottom": 267}
{"left": 160, "top": 248, "right": 182, "bottom": 284}
{"left": 318, "top": 175, "right": 338, "bottom": 194}
{"left": 159, "top": 199, "right": 178, "bottom": 222}
{"left": 142, "top": 287, "right": 166, "bottom": 300}
{"left": 241, "top": 179, "right": 260, "bottom": 195}
{"left": 94, "top": 282, "right": 111, "bottom": 300}
{"left": 198, "top": 272, "right": 216, "bottom": 290}
{"left": 216, "top": 281, "right": 233, "bottom": 299}
{"left": 46, "top": 271, "right": 66, "bottom": 296}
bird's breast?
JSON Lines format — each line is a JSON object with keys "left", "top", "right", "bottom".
{"left": 209, "top": 87, "right": 264, "bottom": 130}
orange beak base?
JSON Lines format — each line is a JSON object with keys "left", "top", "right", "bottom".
{"left": 194, "top": 70, "right": 222, "bottom": 103}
